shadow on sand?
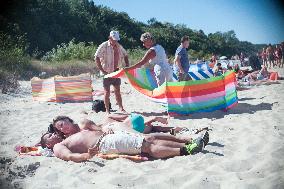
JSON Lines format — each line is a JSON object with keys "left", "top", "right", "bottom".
{"left": 171, "top": 102, "right": 275, "bottom": 120}
{"left": 202, "top": 142, "right": 225, "bottom": 156}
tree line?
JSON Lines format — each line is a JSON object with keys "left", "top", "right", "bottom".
{"left": 1, "top": 0, "right": 263, "bottom": 59}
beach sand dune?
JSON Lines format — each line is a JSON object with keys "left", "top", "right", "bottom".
{"left": 1, "top": 69, "right": 284, "bottom": 189}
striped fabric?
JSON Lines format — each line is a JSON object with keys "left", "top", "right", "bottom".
{"left": 106, "top": 69, "right": 238, "bottom": 116}
{"left": 188, "top": 63, "right": 214, "bottom": 80}
{"left": 173, "top": 62, "right": 214, "bottom": 80}
{"left": 31, "top": 74, "right": 93, "bottom": 102}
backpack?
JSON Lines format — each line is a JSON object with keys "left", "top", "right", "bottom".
{"left": 92, "top": 100, "right": 111, "bottom": 113}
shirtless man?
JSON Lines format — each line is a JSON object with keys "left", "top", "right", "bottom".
{"left": 41, "top": 128, "right": 209, "bottom": 162}
{"left": 266, "top": 44, "right": 274, "bottom": 68}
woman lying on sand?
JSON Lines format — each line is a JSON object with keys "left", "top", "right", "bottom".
{"left": 242, "top": 66, "right": 269, "bottom": 81}
{"left": 237, "top": 66, "right": 280, "bottom": 87}
{"left": 47, "top": 114, "right": 209, "bottom": 139}
{"left": 40, "top": 115, "right": 209, "bottom": 162}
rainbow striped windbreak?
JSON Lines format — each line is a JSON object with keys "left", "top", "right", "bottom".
{"left": 106, "top": 68, "right": 238, "bottom": 115}
{"left": 31, "top": 74, "right": 93, "bottom": 102}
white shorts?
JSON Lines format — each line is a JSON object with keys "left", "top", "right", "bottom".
{"left": 154, "top": 64, "right": 173, "bottom": 85}
{"left": 99, "top": 132, "right": 144, "bottom": 155}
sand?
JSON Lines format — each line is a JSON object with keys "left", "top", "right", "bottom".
{"left": 1, "top": 68, "right": 284, "bottom": 189}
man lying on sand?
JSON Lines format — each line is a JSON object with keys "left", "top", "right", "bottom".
{"left": 40, "top": 115, "right": 209, "bottom": 162}
{"left": 41, "top": 127, "right": 209, "bottom": 162}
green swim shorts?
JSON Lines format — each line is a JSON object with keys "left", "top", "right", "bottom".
{"left": 130, "top": 113, "right": 145, "bottom": 133}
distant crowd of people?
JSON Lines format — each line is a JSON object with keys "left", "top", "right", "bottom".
{"left": 260, "top": 43, "right": 284, "bottom": 68}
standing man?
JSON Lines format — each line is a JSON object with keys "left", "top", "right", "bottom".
{"left": 261, "top": 47, "right": 267, "bottom": 67}
{"left": 266, "top": 44, "right": 273, "bottom": 69}
{"left": 240, "top": 52, "right": 245, "bottom": 66}
{"left": 174, "top": 36, "right": 191, "bottom": 81}
{"left": 95, "top": 31, "right": 129, "bottom": 114}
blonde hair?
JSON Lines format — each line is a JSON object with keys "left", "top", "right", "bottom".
{"left": 140, "top": 32, "right": 155, "bottom": 43}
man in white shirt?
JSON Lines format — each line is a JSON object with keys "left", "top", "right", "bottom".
{"left": 95, "top": 31, "right": 129, "bottom": 114}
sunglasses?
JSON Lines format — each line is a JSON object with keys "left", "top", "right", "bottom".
{"left": 48, "top": 124, "right": 66, "bottom": 139}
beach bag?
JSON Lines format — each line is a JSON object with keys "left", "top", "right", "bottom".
{"left": 269, "top": 72, "right": 279, "bottom": 80}
{"left": 92, "top": 100, "right": 111, "bottom": 113}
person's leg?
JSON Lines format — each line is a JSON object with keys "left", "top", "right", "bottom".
{"left": 141, "top": 142, "right": 181, "bottom": 159}
{"left": 153, "top": 139, "right": 185, "bottom": 148}
{"left": 154, "top": 64, "right": 164, "bottom": 86}
{"left": 165, "top": 67, "right": 174, "bottom": 82}
{"left": 268, "top": 56, "right": 272, "bottom": 68}
{"left": 148, "top": 145, "right": 181, "bottom": 158}
{"left": 113, "top": 80, "right": 125, "bottom": 112}
{"left": 178, "top": 72, "right": 183, "bottom": 82}
{"left": 141, "top": 137, "right": 203, "bottom": 158}
{"left": 103, "top": 79, "right": 111, "bottom": 114}
{"left": 145, "top": 133, "right": 192, "bottom": 144}
{"left": 185, "top": 73, "right": 191, "bottom": 81}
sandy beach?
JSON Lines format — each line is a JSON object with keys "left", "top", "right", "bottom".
{"left": 1, "top": 68, "right": 284, "bottom": 189}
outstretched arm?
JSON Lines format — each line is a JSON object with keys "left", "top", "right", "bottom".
{"left": 125, "top": 49, "right": 156, "bottom": 71}
{"left": 144, "top": 116, "right": 168, "bottom": 126}
{"left": 80, "top": 119, "right": 102, "bottom": 131}
{"left": 143, "top": 116, "right": 185, "bottom": 134}
{"left": 53, "top": 143, "right": 96, "bottom": 163}
{"left": 107, "top": 114, "right": 129, "bottom": 122}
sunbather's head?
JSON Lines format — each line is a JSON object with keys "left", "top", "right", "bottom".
{"left": 40, "top": 132, "right": 63, "bottom": 149}
{"left": 50, "top": 116, "right": 80, "bottom": 138}
{"left": 260, "top": 66, "right": 268, "bottom": 76}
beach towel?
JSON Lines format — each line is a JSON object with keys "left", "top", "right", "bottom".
{"left": 15, "top": 145, "right": 54, "bottom": 157}
{"left": 105, "top": 68, "right": 238, "bottom": 116}
{"left": 31, "top": 74, "right": 93, "bottom": 102}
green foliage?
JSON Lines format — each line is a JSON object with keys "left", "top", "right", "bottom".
{"left": 0, "top": 32, "right": 32, "bottom": 93}
{"left": 127, "top": 48, "right": 146, "bottom": 65}
{"left": 41, "top": 39, "right": 97, "bottom": 62}
{"left": 0, "top": 33, "right": 29, "bottom": 66}
{"left": 33, "top": 60, "right": 98, "bottom": 78}
{"left": 1, "top": 0, "right": 261, "bottom": 59}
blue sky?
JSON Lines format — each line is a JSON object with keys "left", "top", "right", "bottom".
{"left": 93, "top": 0, "right": 284, "bottom": 44}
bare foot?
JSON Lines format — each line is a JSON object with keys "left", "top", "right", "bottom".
{"left": 119, "top": 108, "right": 127, "bottom": 114}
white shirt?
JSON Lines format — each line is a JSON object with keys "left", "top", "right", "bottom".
{"left": 149, "top": 44, "right": 171, "bottom": 69}
{"left": 95, "top": 41, "right": 127, "bottom": 73}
